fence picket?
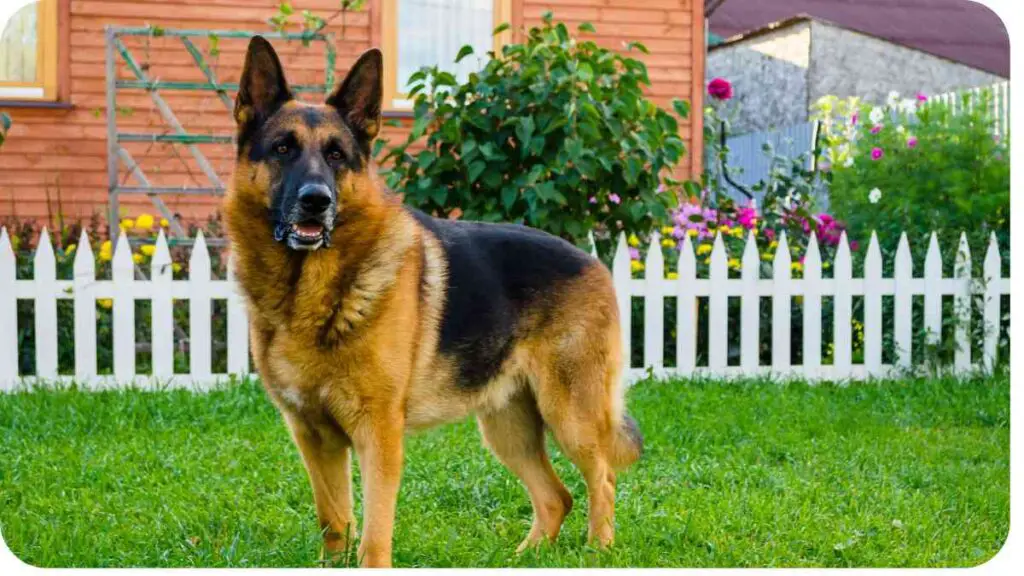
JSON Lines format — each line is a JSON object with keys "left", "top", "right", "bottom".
{"left": 708, "top": 233, "right": 728, "bottom": 370}
{"left": 894, "top": 233, "right": 913, "bottom": 368}
{"left": 864, "top": 232, "right": 883, "bottom": 376}
{"left": 676, "top": 235, "right": 696, "bottom": 374}
{"left": 73, "top": 231, "right": 97, "bottom": 381}
{"left": 771, "top": 232, "right": 792, "bottom": 372}
{"left": 112, "top": 232, "right": 135, "bottom": 382}
{"left": 189, "top": 231, "right": 212, "bottom": 379}
{"left": 833, "top": 232, "right": 852, "bottom": 378}
{"left": 643, "top": 233, "right": 665, "bottom": 370}
{"left": 983, "top": 233, "right": 1001, "bottom": 371}
{"left": 612, "top": 233, "right": 632, "bottom": 370}
{"left": 0, "top": 228, "right": 17, "bottom": 389}
{"left": 740, "top": 231, "right": 759, "bottom": 374}
{"left": 33, "top": 230, "right": 58, "bottom": 380}
{"left": 802, "top": 233, "right": 822, "bottom": 378}
{"left": 923, "top": 233, "right": 943, "bottom": 357}
{"left": 226, "top": 254, "right": 250, "bottom": 376}
{"left": 953, "top": 233, "right": 972, "bottom": 370}
{"left": 151, "top": 231, "right": 174, "bottom": 379}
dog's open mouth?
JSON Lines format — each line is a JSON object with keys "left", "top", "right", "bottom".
{"left": 284, "top": 221, "right": 329, "bottom": 251}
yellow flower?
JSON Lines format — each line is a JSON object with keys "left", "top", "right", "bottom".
{"left": 719, "top": 225, "right": 731, "bottom": 236}
{"left": 140, "top": 244, "right": 155, "bottom": 257}
{"left": 686, "top": 228, "right": 698, "bottom": 237}
{"left": 172, "top": 262, "right": 182, "bottom": 273}
{"left": 660, "top": 226, "right": 674, "bottom": 236}
{"left": 696, "top": 244, "right": 712, "bottom": 256}
{"left": 731, "top": 227, "right": 744, "bottom": 238}
{"left": 98, "top": 299, "right": 112, "bottom": 309}
{"left": 99, "top": 240, "right": 113, "bottom": 261}
{"left": 728, "top": 257, "right": 741, "bottom": 270}
{"left": 628, "top": 233, "right": 640, "bottom": 248}
{"left": 66, "top": 243, "right": 76, "bottom": 253}
{"left": 761, "top": 252, "right": 772, "bottom": 261}
{"left": 791, "top": 261, "right": 804, "bottom": 272}
{"left": 121, "top": 218, "right": 135, "bottom": 230}
{"left": 823, "top": 261, "right": 831, "bottom": 269}
{"left": 160, "top": 218, "right": 170, "bottom": 228}
{"left": 133, "top": 253, "right": 143, "bottom": 264}
{"left": 667, "top": 271, "right": 679, "bottom": 280}
{"left": 769, "top": 240, "right": 779, "bottom": 250}
{"left": 661, "top": 238, "right": 675, "bottom": 248}
{"left": 703, "top": 257, "right": 711, "bottom": 265}
{"left": 135, "top": 213, "right": 154, "bottom": 230}
{"left": 630, "top": 260, "right": 645, "bottom": 273}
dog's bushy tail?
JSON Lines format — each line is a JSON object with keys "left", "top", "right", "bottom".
{"left": 610, "top": 413, "right": 643, "bottom": 470}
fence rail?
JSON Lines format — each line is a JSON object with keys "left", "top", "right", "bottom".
{"left": 927, "top": 80, "right": 1010, "bottom": 136}
{"left": 0, "top": 227, "right": 1010, "bottom": 390}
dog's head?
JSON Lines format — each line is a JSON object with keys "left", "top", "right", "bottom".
{"left": 233, "top": 37, "right": 382, "bottom": 251}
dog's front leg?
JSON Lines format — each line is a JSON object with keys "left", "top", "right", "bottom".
{"left": 353, "top": 413, "right": 404, "bottom": 568}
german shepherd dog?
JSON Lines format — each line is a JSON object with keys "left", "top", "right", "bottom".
{"left": 224, "top": 37, "right": 642, "bottom": 567}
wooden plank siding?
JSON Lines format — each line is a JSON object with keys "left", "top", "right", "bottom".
{"left": 0, "top": 0, "right": 703, "bottom": 224}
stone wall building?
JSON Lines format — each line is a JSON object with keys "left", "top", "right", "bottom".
{"left": 707, "top": 15, "right": 1006, "bottom": 134}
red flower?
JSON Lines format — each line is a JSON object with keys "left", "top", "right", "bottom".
{"left": 708, "top": 77, "right": 733, "bottom": 101}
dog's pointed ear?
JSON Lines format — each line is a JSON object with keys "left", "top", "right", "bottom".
{"left": 327, "top": 48, "right": 383, "bottom": 145}
{"left": 235, "top": 36, "right": 293, "bottom": 126}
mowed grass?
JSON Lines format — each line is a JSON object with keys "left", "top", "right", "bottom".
{"left": 0, "top": 374, "right": 1009, "bottom": 568}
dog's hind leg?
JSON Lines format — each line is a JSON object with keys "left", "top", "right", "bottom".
{"left": 282, "top": 412, "right": 357, "bottom": 563}
{"left": 478, "top": 390, "right": 573, "bottom": 553}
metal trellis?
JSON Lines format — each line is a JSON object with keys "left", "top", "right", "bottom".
{"left": 104, "top": 25, "right": 337, "bottom": 243}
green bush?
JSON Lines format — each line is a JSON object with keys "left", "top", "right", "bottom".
{"left": 381, "top": 13, "right": 689, "bottom": 253}
{"left": 815, "top": 90, "right": 1009, "bottom": 275}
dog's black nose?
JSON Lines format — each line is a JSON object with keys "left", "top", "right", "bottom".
{"left": 297, "top": 183, "right": 332, "bottom": 212}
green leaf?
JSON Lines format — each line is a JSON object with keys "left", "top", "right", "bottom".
{"left": 467, "top": 161, "right": 486, "bottom": 184}
{"left": 501, "top": 186, "right": 517, "bottom": 210}
{"left": 672, "top": 98, "right": 691, "bottom": 119}
{"left": 493, "top": 22, "right": 511, "bottom": 35}
{"left": 578, "top": 22, "right": 596, "bottom": 33}
{"left": 577, "top": 63, "right": 593, "bottom": 83}
{"left": 455, "top": 45, "right": 475, "bottom": 63}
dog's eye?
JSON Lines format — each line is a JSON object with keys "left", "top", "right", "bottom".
{"left": 327, "top": 149, "right": 343, "bottom": 162}
{"left": 275, "top": 144, "right": 290, "bottom": 156}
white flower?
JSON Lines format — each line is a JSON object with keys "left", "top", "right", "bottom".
{"left": 899, "top": 98, "right": 917, "bottom": 115}
{"left": 844, "top": 156, "right": 855, "bottom": 168}
{"left": 896, "top": 125, "right": 906, "bottom": 134}
{"left": 886, "top": 91, "right": 901, "bottom": 108}
{"left": 868, "top": 187, "right": 882, "bottom": 204}
{"left": 869, "top": 106, "right": 885, "bottom": 124}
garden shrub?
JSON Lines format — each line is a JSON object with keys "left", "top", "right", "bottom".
{"left": 381, "top": 13, "right": 690, "bottom": 254}
{"left": 814, "top": 89, "right": 1010, "bottom": 276}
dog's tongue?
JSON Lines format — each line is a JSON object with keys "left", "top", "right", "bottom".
{"left": 294, "top": 223, "right": 323, "bottom": 236}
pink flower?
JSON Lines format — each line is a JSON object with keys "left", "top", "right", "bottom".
{"left": 916, "top": 92, "right": 928, "bottom": 102}
{"left": 609, "top": 193, "right": 621, "bottom": 205}
{"left": 707, "top": 77, "right": 733, "bottom": 101}
{"left": 851, "top": 241, "right": 860, "bottom": 251}
{"left": 763, "top": 228, "right": 776, "bottom": 241}
{"left": 736, "top": 206, "right": 758, "bottom": 229}
{"left": 906, "top": 137, "right": 918, "bottom": 149}
{"left": 871, "top": 147, "right": 884, "bottom": 160}
{"left": 589, "top": 196, "right": 597, "bottom": 204}
{"left": 656, "top": 184, "right": 666, "bottom": 194}
{"left": 850, "top": 112, "right": 859, "bottom": 126}
{"left": 870, "top": 124, "right": 883, "bottom": 134}
{"left": 629, "top": 247, "right": 640, "bottom": 260}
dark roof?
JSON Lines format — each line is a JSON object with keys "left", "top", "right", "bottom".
{"left": 709, "top": 0, "right": 1009, "bottom": 77}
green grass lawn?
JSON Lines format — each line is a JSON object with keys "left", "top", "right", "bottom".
{"left": 0, "top": 374, "right": 1009, "bottom": 568}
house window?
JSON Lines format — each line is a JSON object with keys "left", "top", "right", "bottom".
{"left": 0, "top": 0, "right": 57, "bottom": 101}
{"left": 382, "top": 0, "right": 511, "bottom": 109}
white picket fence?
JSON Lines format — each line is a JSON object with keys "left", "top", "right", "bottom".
{"left": 0, "top": 226, "right": 1011, "bottom": 390}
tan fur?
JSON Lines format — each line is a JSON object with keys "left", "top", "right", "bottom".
{"left": 227, "top": 101, "right": 636, "bottom": 567}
